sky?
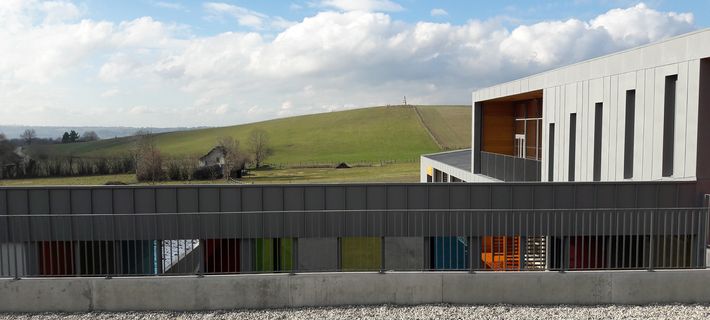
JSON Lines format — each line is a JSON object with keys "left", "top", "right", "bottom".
{"left": 0, "top": 0, "right": 708, "bottom": 128}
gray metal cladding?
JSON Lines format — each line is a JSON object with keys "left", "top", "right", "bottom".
{"left": 0, "top": 182, "right": 704, "bottom": 242}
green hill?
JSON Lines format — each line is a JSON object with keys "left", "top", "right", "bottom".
{"left": 28, "top": 105, "right": 471, "bottom": 165}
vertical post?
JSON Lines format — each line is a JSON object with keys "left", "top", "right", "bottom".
{"left": 380, "top": 236, "right": 386, "bottom": 273}
{"left": 290, "top": 238, "right": 298, "bottom": 275}
{"left": 473, "top": 102, "right": 482, "bottom": 174}
{"left": 648, "top": 210, "right": 654, "bottom": 271}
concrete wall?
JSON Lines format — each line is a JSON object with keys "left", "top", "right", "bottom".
{"left": 4, "top": 270, "right": 710, "bottom": 312}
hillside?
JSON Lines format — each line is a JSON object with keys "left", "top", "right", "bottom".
{"left": 28, "top": 105, "right": 471, "bottom": 165}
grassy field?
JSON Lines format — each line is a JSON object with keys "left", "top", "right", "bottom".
{"left": 415, "top": 105, "right": 471, "bottom": 150}
{"left": 28, "top": 106, "right": 460, "bottom": 164}
{"left": 0, "top": 162, "right": 420, "bottom": 186}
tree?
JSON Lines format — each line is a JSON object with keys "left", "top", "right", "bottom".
{"left": 132, "top": 130, "right": 164, "bottom": 182}
{"left": 61, "top": 132, "right": 70, "bottom": 143}
{"left": 20, "top": 129, "right": 36, "bottom": 145}
{"left": 81, "top": 131, "right": 99, "bottom": 142}
{"left": 68, "top": 130, "right": 80, "bottom": 143}
{"left": 247, "top": 129, "right": 272, "bottom": 168}
{"left": 216, "top": 136, "right": 246, "bottom": 180}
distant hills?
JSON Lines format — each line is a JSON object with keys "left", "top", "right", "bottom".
{"left": 0, "top": 125, "right": 204, "bottom": 140}
{"left": 26, "top": 105, "right": 471, "bottom": 165}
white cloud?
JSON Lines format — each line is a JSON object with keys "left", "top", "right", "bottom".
{"left": 0, "top": 2, "right": 698, "bottom": 127}
{"left": 153, "top": 1, "right": 187, "bottom": 12}
{"left": 204, "top": 2, "right": 267, "bottom": 29}
{"left": 319, "top": 0, "right": 403, "bottom": 12}
{"left": 430, "top": 8, "right": 448, "bottom": 17}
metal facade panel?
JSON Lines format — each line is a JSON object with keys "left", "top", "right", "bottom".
{"left": 198, "top": 188, "right": 220, "bottom": 213}
{"left": 241, "top": 188, "right": 262, "bottom": 212}
{"left": 220, "top": 188, "right": 241, "bottom": 212}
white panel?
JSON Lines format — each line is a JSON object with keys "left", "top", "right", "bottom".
{"left": 633, "top": 70, "right": 645, "bottom": 180}
{"left": 606, "top": 75, "right": 619, "bottom": 181}
{"left": 685, "top": 59, "right": 700, "bottom": 178}
{"left": 642, "top": 68, "right": 655, "bottom": 180}
{"left": 673, "top": 61, "right": 689, "bottom": 178}
{"left": 601, "top": 77, "right": 613, "bottom": 181}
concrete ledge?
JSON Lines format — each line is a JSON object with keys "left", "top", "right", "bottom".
{"left": 3, "top": 270, "right": 710, "bottom": 312}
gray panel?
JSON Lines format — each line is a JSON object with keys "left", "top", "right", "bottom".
{"left": 345, "top": 186, "right": 366, "bottom": 210}
{"left": 0, "top": 190, "right": 5, "bottom": 215}
{"left": 533, "top": 185, "right": 553, "bottom": 209}
{"left": 283, "top": 187, "right": 305, "bottom": 238}
{"left": 676, "top": 183, "right": 697, "bottom": 207}
{"left": 7, "top": 190, "right": 28, "bottom": 214}
{"left": 386, "top": 186, "right": 407, "bottom": 209}
{"left": 406, "top": 186, "right": 428, "bottom": 209}
{"left": 134, "top": 189, "right": 155, "bottom": 213}
{"left": 428, "top": 185, "right": 449, "bottom": 209}
{"left": 134, "top": 189, "right": 157, "bottom": 240}
{"left": 298, "top": 238, "right": 338, "bottom": 271}
{"left": 49, "top": 190, "right": 71, "bottom": 214}
{"left": 514, "top": 158, "right": 525, "bottom": 181}
{"left": 111, "top": 189, "right": 134, "bottom": 241}
{"left": 242, "top": 188, "right": 262, "bottom": 212}
{"left": 28, "top": 190, "right": 50, "bottom": 242}
{"left": 219, "top": 188, "right": 241, "bottom": 212}
{"left": 323, "top": 187, "right": 344, "bottom": 237}
{"left": 88, "top": 189, "right": 109, "bottom": 214}
{"left": 242, "top": 212, "right": 262, "bottom": 238}
{"left": 305, "top": 187, "right": 325, "bottom": 210}
{"left": 219, "top": 188, "right": 241, "bottom": 238}
{"left": 595, "top": 185, "right": 616, "bottom": 208}
{"left": 262, "top": 212, "right": 283, "bottom": 238}
{"left": 553, "top": 185, "right": 575, "bottom": 209}
{"left": 177, "top": 188, "right": 199, "bottom": 239}
{"left": 616, "top": 185, "right": 636, "bottom": 208}
{"left": 156, "top": 188, "right": 177, "bottom": 213}
{"left": 198, "top": 188, "right": 220, "bottom": 213}
{"left": 635, "top": 185, "right": 657, "bottom": 208}
{"left": 511, "top": 185, "right": 533, "bottom": 209}
{"left": 574, "top": 185, "right": 595, "bottom": 208}
{"left": 366, "top": 186, "right": 386, "bottom": 236}
{"left": 491, "top": 185, "right": 511, "bottom": 209}
{"left": 199, "top": 188, "right": 221, "bottom": 238}
{"left": 470, "top": 185, "right": 491, "bottom": 209}
{"left": 385, "top": 237, "right": 423, "bottom": 270}
{"left": 450, "top": 185, "right": 470, "bottom": 209}
{"left": 262, "top": 187, "right": 283, "bottom": 212}
{"left": 656, "top": 184, "right": 678, "bottom": 208}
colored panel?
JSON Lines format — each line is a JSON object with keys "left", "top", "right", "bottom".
{"left": 341, "top": 237, "right": 381, "bottom": 271}
{"left": 203, "top": 239, "right": 240, "bottom": 273}
{"left": 432, "top": 236, "right": 469, "bottom": 270}
{"left": 39, "top": 241, "right": 75, "bottom": 276}
{"left": 480, "top": 236, "right": 519, "bottom": 271}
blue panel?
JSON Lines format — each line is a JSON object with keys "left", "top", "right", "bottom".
{"left": 432, "top": 236, "right": 468, "bottom": 270}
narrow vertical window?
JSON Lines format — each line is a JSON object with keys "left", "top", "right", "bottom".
{"left": 662, "top": 75, "right": 678, "bottom": 177}
{"left": 593, "top": 102, "right": 603, "bottom": 182}
{"left": 624, "top": 90, "right": 636, "bottom": 179}
{"left": 568, "top": 113, "right": 576, "bottom": 181}
{"left": 548, "top": 123, "right": 555, "bottom": 182}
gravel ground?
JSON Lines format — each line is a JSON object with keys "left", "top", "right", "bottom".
{"left": 2, "top": 304, "right": 710, "bottom": 320}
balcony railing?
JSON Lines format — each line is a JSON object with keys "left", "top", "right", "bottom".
{"left": 480, "top": 151, "right": 541, "bottom": 181}
{"left": 1, "top": 207, "right": 707, "bottom": 278}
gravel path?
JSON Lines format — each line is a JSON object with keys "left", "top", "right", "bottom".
{"left": 2, "top": 304, "right": 710, "bottom": 320}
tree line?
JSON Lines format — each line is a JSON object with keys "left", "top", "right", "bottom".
{"left": 15, "top": 129, "right": 100, "bottom": 145}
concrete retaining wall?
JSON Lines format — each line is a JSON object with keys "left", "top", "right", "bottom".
{"left": 3, "top": 270, "right": 710, "bottom": 312}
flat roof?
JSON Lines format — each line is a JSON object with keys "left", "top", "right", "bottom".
{"left": 423, "top": 149, "right": 471, "bottom": 172}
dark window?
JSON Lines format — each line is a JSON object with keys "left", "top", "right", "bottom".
{"left": 624, "top": 90, "right": 636, "bottom": 179}
{"left": 662, "top": 75, "right": 678, "bottom": 177}
{"left": 593, "top": 102, "right": 603, "bottom": 182}
{"left": 548, "top": 123, "right": 555, "bottom": 182}
{"left": 568, "top": 113, "right": 577, "bottom": 181}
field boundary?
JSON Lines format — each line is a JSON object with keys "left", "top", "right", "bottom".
{"left": 413, "top": 106, "right": 444, "bottom": 150}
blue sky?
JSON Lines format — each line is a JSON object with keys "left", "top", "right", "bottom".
{"left": 0, "top": 1, "right": 707, "bottom": 128}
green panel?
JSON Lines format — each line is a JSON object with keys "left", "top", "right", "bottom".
{"left": 279, "top": 238, "right": 293, "bottom": 271}
{"left": 254, "top": 238, "right": 274, "bottom": 272}
{"left": 341, "top": 237, "right": 381, "bottom": 271}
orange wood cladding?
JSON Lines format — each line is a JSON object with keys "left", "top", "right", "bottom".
{"left": 481, "top": 101, "right": 515, "bottom": 156}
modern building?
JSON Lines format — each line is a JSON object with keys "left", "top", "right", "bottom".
{"left": 422, "top": 28, "right": 710, "bottom": 187}
{"left": 420, "top": 28, "right": 710, "bottom": 271}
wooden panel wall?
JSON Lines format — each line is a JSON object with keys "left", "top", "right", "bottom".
{"left": 481, "top": 101, "right": 514, "bottom": 155}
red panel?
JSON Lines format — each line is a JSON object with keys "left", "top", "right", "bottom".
{"left": 569, "top": 236, "right": 605, "bottom": 269}
{"left": 39, "top": 241, "right": 75, "bottom": 276}
{"left": 203, "top": 239, "right": 240, "bottom": 273}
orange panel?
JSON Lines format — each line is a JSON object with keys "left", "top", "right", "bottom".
{"left": 481, "top": 236, "right": 521, "bottom": 271}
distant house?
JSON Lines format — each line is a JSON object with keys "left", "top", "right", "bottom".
{"left": 198, "top": 146, "right": 226, "bottom": 167}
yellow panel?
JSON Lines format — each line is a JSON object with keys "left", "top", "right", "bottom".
{"left": 426, "top": 166, "right": 433, "bottom": 176}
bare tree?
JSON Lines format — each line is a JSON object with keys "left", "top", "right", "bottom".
{"left": 20, "top": 129, "right": 36, "bottom": 145}
{"left": 81, "top": 131, "right": 100, "bottom": 142}
{"left": 247, "top": 129, "right": 272, "bottom": 168}
{"left": 216, "top": 136, "right": 246, "bottom": 180}
{"left": 133, "top": 130, "right": 164, "bottom": 182}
